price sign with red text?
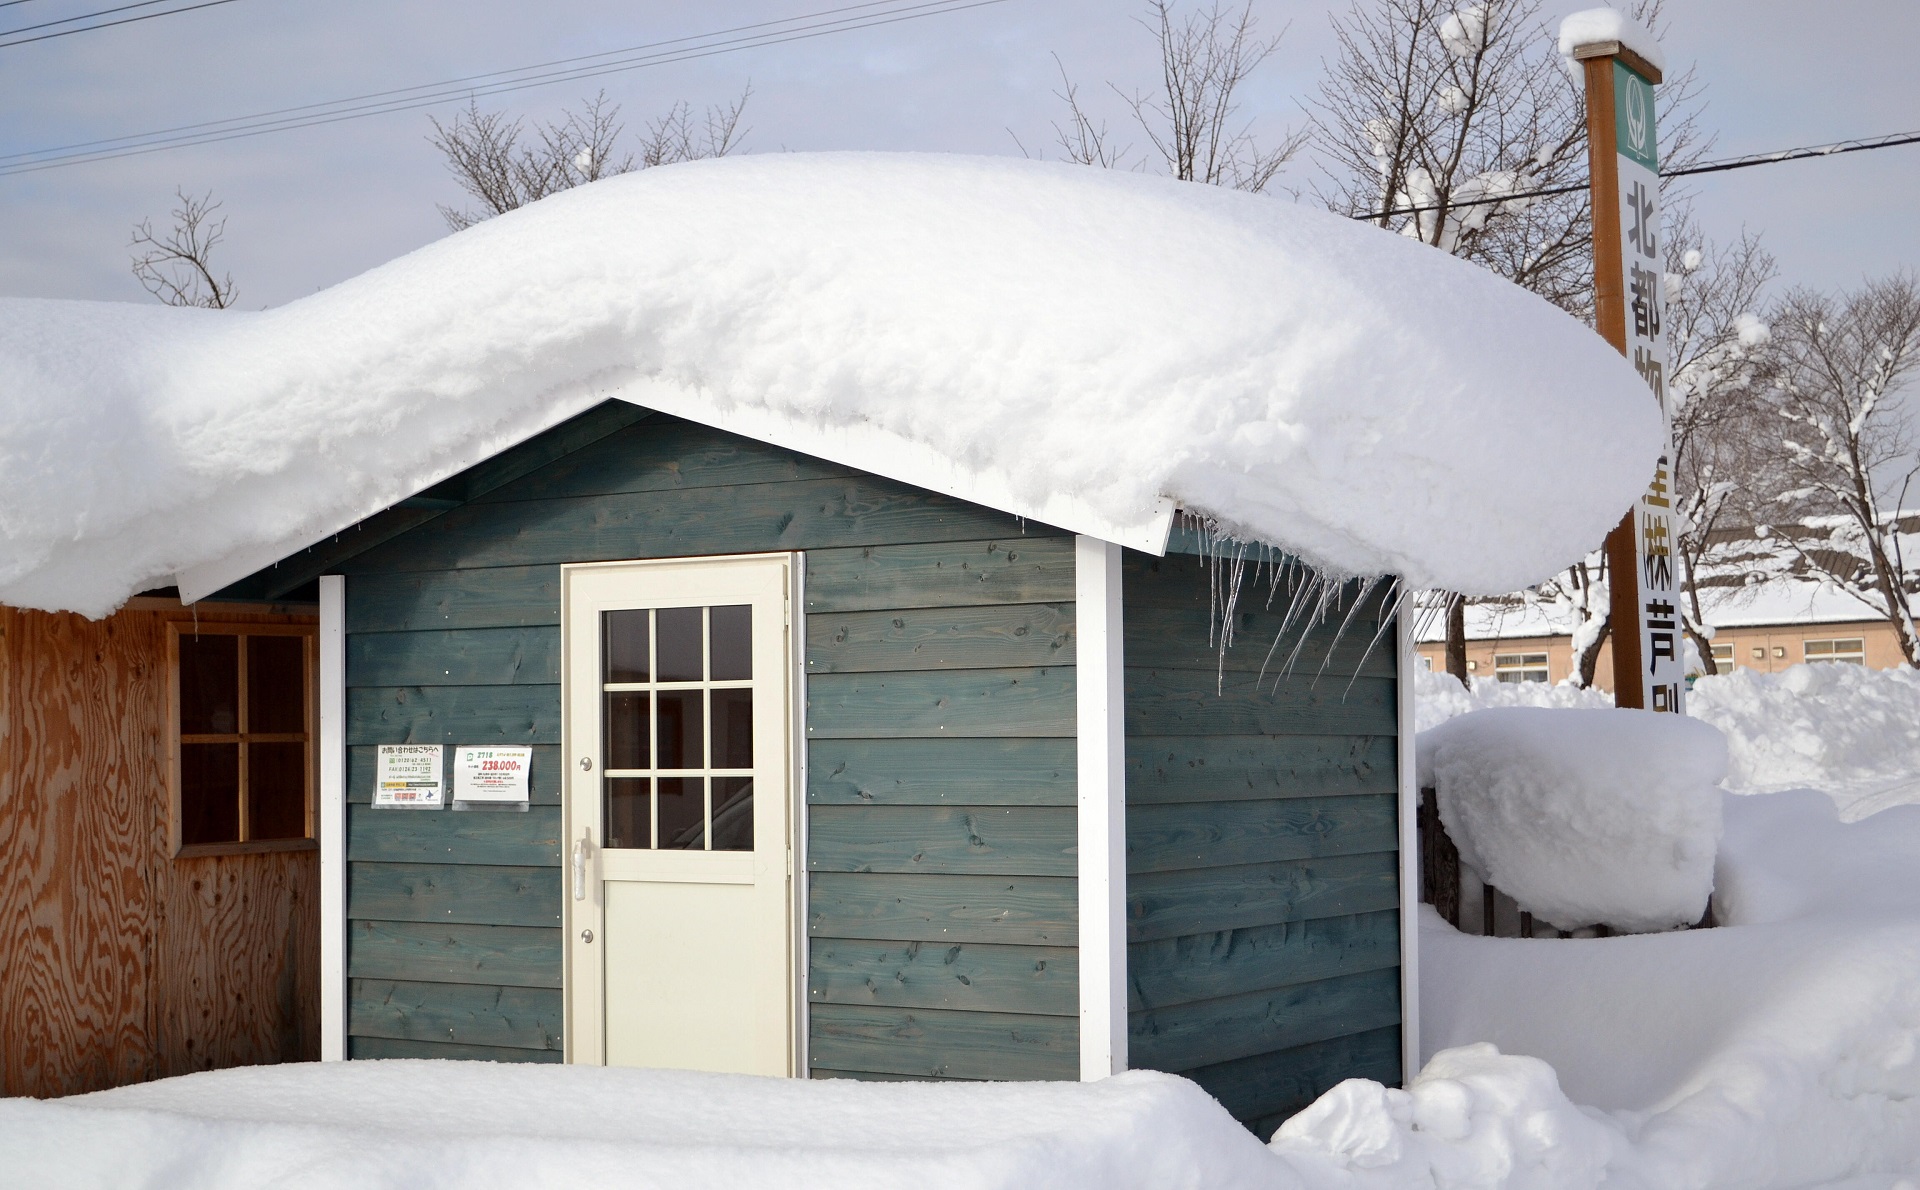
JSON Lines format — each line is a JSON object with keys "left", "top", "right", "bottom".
{"left": 453, "top": 745, "right": 532, "bottom": 806}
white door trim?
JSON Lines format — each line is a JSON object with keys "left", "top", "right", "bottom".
{"left": 1396, "top": 602, "right": 1421, "bottom": 1082}
{"left": 789, "top": 556, "right": 811, "bottom": 1078}
{"left": 317, "top": 574, "right": 347, "bottom": 1062}
{"left": 560, "top": 552, "right": 801, "bottom": 1073}
{"left": 1075, "top": 536, "right": 1128, "bottom": 1080}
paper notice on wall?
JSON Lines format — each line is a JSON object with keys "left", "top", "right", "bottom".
{"left": 453, "top": 745, "right": 533, "bottom": 810}
{"left": 374, "top": 744, "right": 444, "bottom": 808}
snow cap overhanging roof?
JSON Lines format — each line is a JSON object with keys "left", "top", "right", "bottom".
{"left": 0, "top": 153, "right": 1661, "bottom": 618}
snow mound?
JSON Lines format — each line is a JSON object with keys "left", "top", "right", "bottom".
{"left": 1411, "top": 670, "right": 1612, "bottom": 734}
{"left": 1689, "top": 663, "right": 1920, "bottom": 818}
{"left": 1557, "top": 8, "right": 1667, "bottom": 75}
{"left": 0, "top": 1061, "right": 1294, "bottom": 1190}
{"left": 0, "top": 153, "right": 1660, "bottom": 617}
{"left": 1410, "top": 793, "right": 1920, "bottom": 1190}
{"left": 1417, "top": 707, "right": 1726, "bottom": 931}
{"left": 1270, "top": 1044, "right": 1626, "bottom": 1190}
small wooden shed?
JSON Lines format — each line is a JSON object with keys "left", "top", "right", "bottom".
{"left": 198, "top": 398, "right": 1415, "bottom": 1134}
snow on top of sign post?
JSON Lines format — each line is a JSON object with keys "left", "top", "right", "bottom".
{"left": 0, "top": 153, "right": 1660, "bottom": 617}
{"left": 1558, "top": 7, "right": 1667, "bottom": 75}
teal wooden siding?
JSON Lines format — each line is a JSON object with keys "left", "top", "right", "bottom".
{"left": 1122, "top": 549, "right": 1403, "bottom": 1136}
{"left": 291, "top": 402, "right": 1079, "bottom": 1075}
{"left": 804, "top": 537, "right": 1080, "bottom": 1081}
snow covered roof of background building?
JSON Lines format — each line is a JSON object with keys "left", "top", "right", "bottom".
{"left": 0, "top": 153, "right": 1660, "bottom": 618}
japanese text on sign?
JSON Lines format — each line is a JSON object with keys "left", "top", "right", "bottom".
{"left": 374, "top": 744, "right": 444, "bottom": 808}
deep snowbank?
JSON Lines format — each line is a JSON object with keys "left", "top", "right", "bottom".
{"left": 1688, "top": 663, "right": 1920, "bottom": 818}
{"left": 0, "top": 153, "right": 1659, "bottom": 616}
{"left": 1404, "top": 793, "right": 1920, "bottom": 1190}
{"left": 1417, "top": 707, "right": 1725, "bottom": 931}
{"left": 0, "top": 1063, "right": 1291, "bottom": 1190}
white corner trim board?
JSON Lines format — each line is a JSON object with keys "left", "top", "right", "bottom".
{"left": 1075, "top": 536, "right": 1129, "bottom": 1080}
{"left": 317, "top": 575, "right": 348, "bottom": 1062}
{"left": 1396, "top": 606, "right": 1421, "bottom": 1082}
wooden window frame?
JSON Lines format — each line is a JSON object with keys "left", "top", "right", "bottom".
{"left": 166, "top": 622, "right": 320, "bottom": 859}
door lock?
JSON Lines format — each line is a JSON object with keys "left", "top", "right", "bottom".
{"left": 579, "top": 756, "right": 593, "bottom": 771}
{"left": 580, "top": 929, "right": 594, "bottom": 944}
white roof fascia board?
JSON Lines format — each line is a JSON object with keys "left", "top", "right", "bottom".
{"left": 603, "top": 383, "right": 1177, "bottom": 557}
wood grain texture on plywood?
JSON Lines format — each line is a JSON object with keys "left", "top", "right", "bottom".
{"left": 0, "top": 604, "right": 319, "bottom": 1098}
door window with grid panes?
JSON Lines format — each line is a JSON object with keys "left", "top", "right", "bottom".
{"left": 171, "top": 625, "right": 315, "bottom": 854}
{"left": 601, "top": 605, "right": 756, "bottom": 851}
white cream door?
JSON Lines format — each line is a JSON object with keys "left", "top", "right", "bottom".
{"left": 563, "top": 554, "right": 798, "bottom": 1075}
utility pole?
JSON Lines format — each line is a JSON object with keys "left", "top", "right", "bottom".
{"left": 1571, "top": 22, "right": 1684, "bottom": 714}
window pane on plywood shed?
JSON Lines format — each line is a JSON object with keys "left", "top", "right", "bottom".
{"left": 180, "top": 634, "right": 239, "bottom": 735}
{"left": 181, "top": 742, "right": 240, "bottom": 844}
{"left": 248, "top": 741, "right": 307, "bottom": 840}
{"left": 247, "top": 635, "right": 306, "bottom": 733}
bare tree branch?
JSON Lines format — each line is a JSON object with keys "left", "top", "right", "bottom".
{"left": 430, "top": 87, "right": 749, "bottom": 232}
{"left": 1028, "top": 1, "right": 1302, "bottom": 192}
{"left": 130, "top": 188, "right": 236, "bottom": 309}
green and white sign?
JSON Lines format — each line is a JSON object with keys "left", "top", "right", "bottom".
{"left": 1610, "top": 58, "right": 1683, "bottom": 713}
{"left": 1614, "top": 61, "right": 1659, "bottom": 171}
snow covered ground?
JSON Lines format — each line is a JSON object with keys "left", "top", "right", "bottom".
{"left": 5, "top": 665, "right": 1917, "bottom": 1189}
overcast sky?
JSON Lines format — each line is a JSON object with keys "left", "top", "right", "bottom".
{"left": 3, "top": 0, "right": 1916, "bottom": 309}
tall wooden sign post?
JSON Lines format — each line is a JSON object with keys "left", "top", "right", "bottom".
{"left": 1574, "top": 34, "right": 1683, "bottom": 714}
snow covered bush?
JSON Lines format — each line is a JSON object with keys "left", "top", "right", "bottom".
{"left": 1417, "top": 707, "right": 1727, "bottom": 931}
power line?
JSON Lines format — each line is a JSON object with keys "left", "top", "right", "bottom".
{"left": 1353, "top": 129, "right": 1920, "bottom": 222}
{"left": 0, "top": 0, "right": 1008, "bottom": 174}
{"left": 0, "top": 0, "right": 243, "bottom": 49}
{"left": 4, "top": 0, "right": 209, "bottom": 39}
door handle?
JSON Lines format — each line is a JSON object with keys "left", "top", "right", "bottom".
{"left": 572, "top": 829, "right": 593, "bottom": 901}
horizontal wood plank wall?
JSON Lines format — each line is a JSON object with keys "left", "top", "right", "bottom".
{"left": 0, "top": 603, "right": 319, "bottom": 1097}
{"left": 1121, "top": 551, "right": 1403, "bottom": 1132}
{"left": 329, "top": 405, "right": 1078, "bottom": 1077}
{"left": 806, "top": 536, "right": 1079, "bottom": 1081}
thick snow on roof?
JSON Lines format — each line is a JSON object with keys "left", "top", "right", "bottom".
{"left": 1558, "top": 7, "right": 1667, "bottom": 75}
{"left": 0, "top": 153, "right": 1659, "bottom": 617}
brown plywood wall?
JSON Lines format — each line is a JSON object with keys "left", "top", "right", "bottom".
{"left": 0, "top": 601, "right": 319, "bottom": 1098}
